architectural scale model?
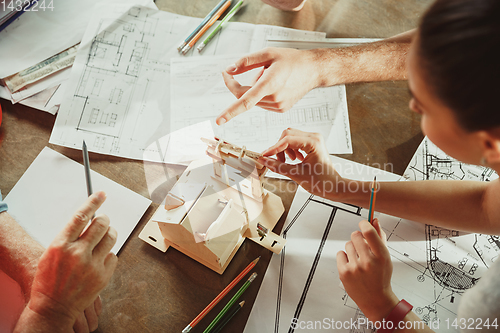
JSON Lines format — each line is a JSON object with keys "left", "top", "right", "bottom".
{"left": 139, "top": 138, "right": 286, "bottom": 274}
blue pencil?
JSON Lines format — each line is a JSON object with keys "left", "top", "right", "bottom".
{"left": 368, "top": 176, "right": 377, "bottom": 223}
{"left": 177, "top": 0, "right": 230, "bottom": 52}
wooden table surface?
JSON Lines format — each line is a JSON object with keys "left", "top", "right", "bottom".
{"left": 0, "top": 0, "right": 431, "bottom": 331}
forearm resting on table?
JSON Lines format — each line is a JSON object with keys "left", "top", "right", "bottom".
{"left": 335, "top": 178, "right": 498, "bottom": 234}
{"left": 0, "top": 211, "right": 44, "bottom": 302}
{"left": 14, "top": 304, "right": 74, "bottom": 333}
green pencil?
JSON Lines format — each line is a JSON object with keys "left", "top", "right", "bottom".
{"left": 211, "top": 301, "right": 245, "bottom": 333}
{"left": 203, "top": 272, "right": 257, "bottom": 333}
{"left": 197, "top": 0, "right": 245, "bottom": 53}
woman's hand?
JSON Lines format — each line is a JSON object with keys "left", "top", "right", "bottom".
{"left": 337, "top": 219, "right": 399, "bottom": 323}
{"left": 259, "top": 128, "right": 345, "bottom": 201}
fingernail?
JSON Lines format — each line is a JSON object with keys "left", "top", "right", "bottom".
{"left": 97, "top": 191, "right": 107, "bottom": 200}
{"left": 217, "top": 118, "right": 226, "bottom": 125}
{"left": 226, "top": 64, "right": 237, "bottom": 72}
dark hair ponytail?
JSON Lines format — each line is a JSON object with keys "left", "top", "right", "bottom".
{"left": 419, "top": 0, "right": 500, "bottom": 131}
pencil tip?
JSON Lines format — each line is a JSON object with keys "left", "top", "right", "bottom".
{"left": 239, "top": 301, "right": 245, "bottom": 306}
{"left": 252, "top": 257, "right": 260, "bottom": 264}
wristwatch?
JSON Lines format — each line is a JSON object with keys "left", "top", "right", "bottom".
{"left": 378, "top": 299, "right": 413, "bottom": 333}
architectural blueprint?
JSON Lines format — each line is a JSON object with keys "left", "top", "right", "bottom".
{"left": 49, "top": 4, "right": 326, "bottom": 163}
{"left": 245, "top": 141, "right": 499, "bottom": 333}
{"left": 403, "top": 137, "right": 498, "bottom": 182}
{"left": 170, "top": 55, "right": 351, "bottom": 154}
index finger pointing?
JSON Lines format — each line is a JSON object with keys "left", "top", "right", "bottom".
{"left": 56, "top": 191, "right": 107, "bottom": 243}
{"left": 217, "top": 71, "right": 275, "bottom": 125}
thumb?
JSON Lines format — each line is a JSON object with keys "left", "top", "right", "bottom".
{"left": 259, "top": 157, "right": 295, "bottom": 177}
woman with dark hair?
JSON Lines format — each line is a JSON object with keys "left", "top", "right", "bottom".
{"left": 259, "top": 0, "right": 500, "bottom": 331}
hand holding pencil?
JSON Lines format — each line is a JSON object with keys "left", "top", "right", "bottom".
{"left": 336, "top": 219, "right": 397, "bottom": 323}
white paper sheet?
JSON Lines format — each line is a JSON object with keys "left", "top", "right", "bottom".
{"left": 4, "top": 147, "right": 151, "bottom": 254}
{"left": 246, "top": 146, "right": 500, "bottom": 333}
{"left": 49, "top": 4, "right": 327, "bottom": 164}
{"left": 0, "top": 84, "right": 60, "bottom": 114}
{"left": 245, "top": 158, "right": 400, "bottom": 333}
{"left": 170, "top": 54, "right": 351, "bottom": 154}
{"left": 142, "top": 120, "right": 215, "bottom": 166}
{"left": 0, "top": 0, "right": 158, "bottom": 78}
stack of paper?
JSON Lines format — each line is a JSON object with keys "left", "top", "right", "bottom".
{"left": 48, "top": 3, "right": 356, "bottom": 168}
{"left": 0, "top": 0, "right": 158, "bottom": 114}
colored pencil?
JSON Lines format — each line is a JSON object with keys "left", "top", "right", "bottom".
{"left": 368, "top": 176, "right": 377, "bottom": 223}
{"left": 181, "top": 257, "right": 259, "bottom": 333}
{"left": 211, "top": 301, "right": 245, "bottom": 333}
{"left": 203, "top": 273, "right": 257, "bottom": 333}
{"left": 197, "top": 0, "right": 245, "bottom": 53}
{"left": 181, "top": 0, "right": 232, "bottom": 55}
{"left": 177, "top": 0, "right": 230, "bottom": 52}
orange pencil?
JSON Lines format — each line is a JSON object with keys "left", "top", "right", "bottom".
{"left": 181, "top": 257, "right": 259, "bottom": 333}
{"left": 368, "top": 176, "right": 377, "bottom": 223}
{"left": 180, "top": 0, "right": 232, "bottom": 55}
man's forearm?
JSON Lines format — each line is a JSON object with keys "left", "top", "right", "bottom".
{"left": 307, "top": 30, "right": 414, "bottom": 88}
{"left": 14, "top": 305, "right": 74, "bottom": 333}
{"left": 0, "top": 212, "right": 44, "bottom": 302}
{"left": 337, "top": 179, "right": 497, "bottom": 234}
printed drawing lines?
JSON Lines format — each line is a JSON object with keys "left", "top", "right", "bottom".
{"left": 70, "top": 7, "right": 158, "bottom": 153}
{"left": 405, "top": 138, "right": 497, "bottom": 182}
{"left": 274, "top": 195, "right": 364, "bottom": 333}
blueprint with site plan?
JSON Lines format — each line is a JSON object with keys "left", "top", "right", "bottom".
{"left": 245, "top": 139, "right": 499, "bottom": 333}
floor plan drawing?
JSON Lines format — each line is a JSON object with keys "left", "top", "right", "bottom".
{"left": 49, "top": 4, "right": 331, "bottom": 163}
{"left": 245, "top": 145, "right": 499, "bottom": 333}
{"left": 404, "top": 137, "right": 498, "bottom": 182}
{"left": 244, "top": 163, "right": 401, "bottom": 333}
{"left": 72, "top": 8, "right": 159, "bottom": 154}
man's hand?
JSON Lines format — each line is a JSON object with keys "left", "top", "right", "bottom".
{"left": 216, "top": 48, "right": 320, "bottom": 125}
{"left": 337, "top": 219, "right": 400, "bottom": 323}
{"left": 261, "top": 0, "right": 308, "bottom": 11}
{"left": 259, "top": 128, "right": 345, "bottom": 200}
{"left": 73, "top": 296, "right": 102, "bottom": 333}
{"left": 15, "top": 192, "right": 118, "bottom": 332}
